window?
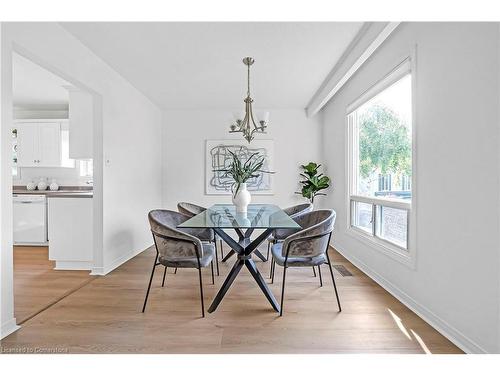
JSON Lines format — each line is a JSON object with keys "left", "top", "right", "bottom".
{"left": 60, "top": 128, "right": 75, "bottom": 168}
{"left": 347, "top": 59, "right": 413, "bottom": 254}
{"left": 79, "top": 160, "right": 93, "bottom": 177}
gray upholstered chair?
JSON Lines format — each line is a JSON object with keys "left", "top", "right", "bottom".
{"left": 266, "top": 202, "right": 313, "bottom": 260}
{"left": 267, "top": 203, "right": 314, "bottom": 279}
{"left": 142, "top": 209, "right": 215, "bottom": 317}
{"left": 177, "top": 202, "right": 222, "bottom": 275}
{"left": 270, "top": 209, "right": 341, "bottom": 316}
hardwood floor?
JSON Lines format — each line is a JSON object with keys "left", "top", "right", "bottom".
{"left": 1, "top": 244, "right": 462, "bottom": 353}
{"left": 12, "top": 246, "right": 93, "bottom": 324}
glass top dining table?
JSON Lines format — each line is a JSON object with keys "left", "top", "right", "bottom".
{"left": 178, "top": 204, "right": 301, "bottom": 314}
{"left": 178, "top": 204, "right": 301, "bottom": 230}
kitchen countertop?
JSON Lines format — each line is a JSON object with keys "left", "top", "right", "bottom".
{"left": 13, "top": 186, "right": 93, "bottom": 198}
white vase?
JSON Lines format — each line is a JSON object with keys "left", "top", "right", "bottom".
{"left": 232, "top": 182, "right": 251, "bottom": 213}
{"left": 49, "top": 179, "right": 59, "bottom": 191}
{"left": 235, "top": 212, "right": 251, "bottom": 227}
{"left": 26, "top": 181, "right": 36, "bottom": 191}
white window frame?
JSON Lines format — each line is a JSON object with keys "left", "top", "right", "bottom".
{"left": 79, "top": 159, "right": 93, "bottom": 178}
{"left": 60, "top": 125, "right": 76, "bottom": 168}
{"left": 345, "top": 51, "right": 417, "bottom": 268}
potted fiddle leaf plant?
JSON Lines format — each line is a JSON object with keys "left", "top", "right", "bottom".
{"left": 296, "top": 162, "right": 331, "bottom": 204}
{"left": 215, "top": 150, "right": 273, "bottom": 212}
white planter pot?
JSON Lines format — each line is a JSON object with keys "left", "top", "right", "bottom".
{"left": 232, "top": 183, "right": 251, "bottom": 213}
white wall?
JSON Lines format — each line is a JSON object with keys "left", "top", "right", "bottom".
{"left": 320, "top": 22, "right": 500, "bottom": 353}
{"left": 162, "top": 109, "right": 322, "bottom": 210}
{"left": 1, "top": 22, "right": 162, "bottom": 337}
{"left": 0, "top": 23, "right": 18, "bottom": 339}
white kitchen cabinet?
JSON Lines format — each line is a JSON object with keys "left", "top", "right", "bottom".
{"left": 38, "top": 123, "right": 62, "bottom": 166}
{"left": 16, "top": 123, "right": 39, "bottom": 167}
{"left": 48, "top": 197, "right": 93, "bottom": 270}
{"left": 68, "top": 89, "right": 93, "bottom": 159}
{"left": 16, "top": 121, "right": 62, "bottom": 167}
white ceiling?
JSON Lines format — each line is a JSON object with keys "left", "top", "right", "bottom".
{"left": 61, "top": 22, "right": 364, "bottom": 110}
{"left": 12, "top": 52, "right": 70, "bottom": 110}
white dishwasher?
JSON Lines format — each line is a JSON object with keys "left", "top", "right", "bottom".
{"left": 13, "top": 194, "right": 47, "bottom": 245}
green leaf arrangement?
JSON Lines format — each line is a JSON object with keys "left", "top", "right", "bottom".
{"left": 296, "top": 162, "right": 331, "bottom": 203}
{"left": 215, "top": 149, "right": 274, "bottom": 198}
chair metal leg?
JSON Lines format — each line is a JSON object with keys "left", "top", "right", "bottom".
{"left": 266, "top": 241, "right": 270, "bottom": 261}
{"left": 161, "top": 266, "right": 167, "bottom": 287}
{"left": 211, "top": 261, "right": 215, "bottom": 285}
{"left": 325, "top": 252, "right": 341, "bottom": 312}
{"left": 142, "top": 255, "right": 158, "bottom": 313}
{"left": 271, "top": 259, "right": 276, "bottom": 284}
{"left": 220, "top": 240, "right": 224, "bottom": 258}
{"left": 318, "top": 265, "right": 323, "bottom": 287}
{"left": 269, "top": 257, "right": 274, "bottom": 279}
{"left": 198, "top": 267, "right": 205, "bottom": 318}
{"left": 279, "top": 266, "right": 287, "bottom": 316}
{"left": 214, "top": 240, "right": 220, "bottom": 276}
{"left": 174, "top": 268, "right": 177, "bottom": 274}
{"left": 312, "top": 266, "right": 317, "bottom": 277}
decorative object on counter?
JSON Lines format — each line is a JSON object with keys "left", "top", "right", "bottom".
{"left": 12, "top": 128, "right": 18, "bottom": 178}
{"left": 12, "top": 128, "right": 17, "bottom": 161}
{"left": 296, "top": 162, "right": 331, "bottom": 204}
{"left": 49, "top": 179, "right": 59, "bottom": 191}
{"left": 26, "top": 181, "right": 36, "bottom": 191}
{"left": 37, "top": 177, "right": 48, "bottom": 191}
{"left": 214, "top": 149, "right": 274, "bottom": 213}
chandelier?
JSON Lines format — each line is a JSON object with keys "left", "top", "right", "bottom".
{"left": 229, "top": 57, "right": 268, "bottom": 143}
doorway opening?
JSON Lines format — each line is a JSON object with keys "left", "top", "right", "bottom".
{"left": 11, "top": 51, "right": 95, "bottom": 324}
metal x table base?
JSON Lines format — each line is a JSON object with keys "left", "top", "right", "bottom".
{"left": 221, "top": 227, "right": 267, "bottom": 262}
{"left": 207, "top": 227, "right": 279, "bottom": 313}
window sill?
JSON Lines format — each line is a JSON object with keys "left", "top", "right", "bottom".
{"left": 346, "top": 226, "right": 416, "bottom": 269}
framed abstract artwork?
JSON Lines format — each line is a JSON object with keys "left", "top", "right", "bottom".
{"left": 205, "top": 139, "right": 274, "bottom": 195}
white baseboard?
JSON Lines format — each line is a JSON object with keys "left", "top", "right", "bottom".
{"left": 54, "top": 261, "right": 93, "bottom": 271}
{"left": 13, "top": 241, "right": 49, "bottom": 246}
{"left": 101, "top": 245, "right": 150, "bottom": 275}
{"left": 90, "top": 266, "right": 104, "bottom": 276}
{"left": 1, "top": 318, "right": 20, "bottom": 340}
{"left": 332, "top": 243, "right": 488, "bottom": 354}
